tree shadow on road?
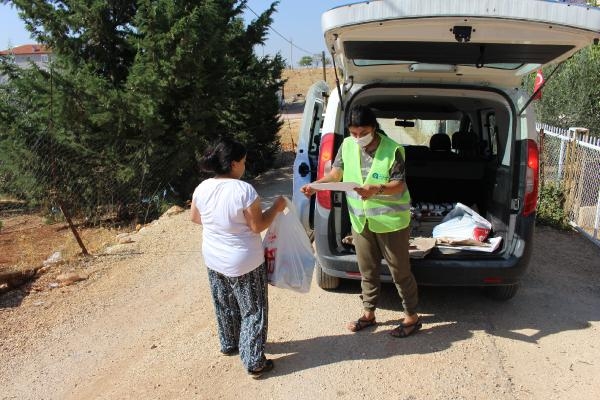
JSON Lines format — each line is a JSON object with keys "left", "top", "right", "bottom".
{"left": 250, "top": 164, "right": 600, "bottom": 376}
{"left": 264, "top": 226, "right": 600, "bottom": 377}
{"left": 266, "top": 279, "right": 598, "bottom": 378}
{"left": 266, "top": 319, "right": 469, "bottom": 378}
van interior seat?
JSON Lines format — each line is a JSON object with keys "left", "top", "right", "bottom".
{"left": 452, "top": 130, "right": 479, "bottom": 159}
{"left": 429, "top": 133, "right": 456, "bottom": 161}
{"left": 403, "top": 145, "right": 430, "bottom": 162}
{"left": 429, "top": 133, "right": 451, "bottom": 152}
{"left": 404, "top": 139, "right": 486, "bottom": 206}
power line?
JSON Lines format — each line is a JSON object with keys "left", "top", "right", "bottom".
{"left": 246, "top": 5, "right": 316, "bottom": 56}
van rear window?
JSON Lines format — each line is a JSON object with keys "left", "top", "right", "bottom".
{"left": 346, "top": 41, "right": 574, "bottom": 67}
{"left": 377, "top": 118, "right": 460, "bottom": 147}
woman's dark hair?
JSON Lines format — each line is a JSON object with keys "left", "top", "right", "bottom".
{"left": 200, "top": 138, "right": 247, "bottom": 175}
{"left": 346, "top": 104, "right": 378, "bottom": 128}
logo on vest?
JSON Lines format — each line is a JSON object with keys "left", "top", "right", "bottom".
{"left": 371, "top": 172, "right": 389, "bottom": 181}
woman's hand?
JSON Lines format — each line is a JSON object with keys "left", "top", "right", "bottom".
{"left": 300, "top": 167, "right": 343, "bottom": 198}
{"left": 300, "top": 184, "right": 316, "bottom": 198}
{"left": 244, "top": 195, "right": 287, "bottom": 233}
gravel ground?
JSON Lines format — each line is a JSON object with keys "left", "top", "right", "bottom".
{"left": 1, "top": 163, "right": 599, "bottom": 400}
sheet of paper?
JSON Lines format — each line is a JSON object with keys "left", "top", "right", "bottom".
{"left": 436, "top": 236, "right": 503, "bottom": 253}
{"left": 308, "top": 182, "right": 360, "bottom": 192}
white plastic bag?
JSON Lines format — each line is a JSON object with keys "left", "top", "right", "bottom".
{"left": 432, "top": 202, "right": 491, "bottom": 242}
{"left": 263, "top": 197, "right": 315, "bottom": 293}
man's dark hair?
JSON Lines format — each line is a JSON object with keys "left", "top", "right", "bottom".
{"left": 346, "top": 104, "right": 378, "bottom": 128}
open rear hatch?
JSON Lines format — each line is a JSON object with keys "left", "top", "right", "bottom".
{"left": 322, "top": 0, "right": 600, "bottom": 89}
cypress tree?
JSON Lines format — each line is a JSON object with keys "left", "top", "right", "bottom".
{"left": 0, "top": 0, "right": 284, "bottom": 222}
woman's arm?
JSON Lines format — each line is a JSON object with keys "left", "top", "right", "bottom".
{"left": 300, "top": 166, "right": 343, "bottom": 197}
{"left": 243, "top": 195, "right": 286, "bottom": 233}
{"left": 190, "top": 201, "right": 202, "bottom": 224}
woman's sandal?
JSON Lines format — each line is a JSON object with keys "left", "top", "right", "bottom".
{"left": 248, "top": 359, "right": 274, "bottom": 378}
{"left": 346, "top": 316, "right": 377, "bottom": 332}
{"left": 389, "top": 317, "right": 422, "bottom": 338}
{"left": 220, "top": 347, "right": 238, "bottom": 356}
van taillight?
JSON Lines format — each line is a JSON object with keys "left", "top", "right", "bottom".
{"left": 523, "top": 139, "right": 539, "bottom": 216}
{"left": 316, "top": 133, "right": 335, "bottom": 210}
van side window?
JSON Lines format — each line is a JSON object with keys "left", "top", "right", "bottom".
{"left": 486, "top": 113, "right": 499, "bottom": 157}
{"left": 308, "top": 101, "right": 325, "bottom": 156}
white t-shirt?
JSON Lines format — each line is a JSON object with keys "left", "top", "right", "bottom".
{"left": 192, "top": 178, "right": 263, "bottom": 277}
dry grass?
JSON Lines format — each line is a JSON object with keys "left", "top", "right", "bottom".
{"left": 277, "top": 67, "right": 336, "bottom": 152}
{"left": 278, "top": 118, "right": 302, "bottom": 151}
{"left": 61, "top": 226, "right": 124, "bottom": 259}
{"left": 0, "top": 213, "right": 126, "bottom": 290}
{"left": 281, "top": 67, "right": 336, "bottom": 102}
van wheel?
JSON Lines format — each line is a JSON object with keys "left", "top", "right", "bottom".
{"left": 315, "top": 262, "right": 340, "bottom": 290}
{"left": 485, "top": 284, "right": 519, "bottom": 301}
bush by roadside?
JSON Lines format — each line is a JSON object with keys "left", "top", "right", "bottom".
{"left": 536, "top": 183, "right": 570, "bottom": 230}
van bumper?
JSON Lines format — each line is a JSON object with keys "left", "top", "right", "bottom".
{"left": 318, "top": 250, "right": 531, "bottom": 286}
{"left": 314, "top": 218, "right": 535, "bottom": 287}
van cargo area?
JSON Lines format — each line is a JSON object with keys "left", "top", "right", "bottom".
{"left": 329, "top": 86, "right": 519, "bottom": 260}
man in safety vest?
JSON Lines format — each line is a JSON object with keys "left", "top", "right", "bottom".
{"left": 300, "top": 105, "right": 421, "bottom": 338}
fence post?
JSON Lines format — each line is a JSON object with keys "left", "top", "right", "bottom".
{"left": 594, "top": 186, "right": 600, "bottom": 239}
{"left": 563, "top": 128, "right": 577, "bottom": 221}
{"left": 539, "top": 128, "right": 545, "bottom": 190}
{"left": 564, "top": 127, "right": 589, "bottom": 225}
{"left": 557, "top": 133, "right": 566, "bottom": 183}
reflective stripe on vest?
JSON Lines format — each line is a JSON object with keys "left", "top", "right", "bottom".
{"left": 342, "top": 134, "right": 411, "bottom": 233}
{"left": 345, "top": 191, "right": 411, "bottom": 217}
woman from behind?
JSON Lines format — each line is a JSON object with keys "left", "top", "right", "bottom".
{"left": 190, "top": 138, "right": 286, "bottom": 377}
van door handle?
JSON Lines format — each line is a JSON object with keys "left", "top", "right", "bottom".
{"left": 298, "top": 162, "right": 310, "bottom": 177}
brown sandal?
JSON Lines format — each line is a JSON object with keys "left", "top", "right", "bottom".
{"left": 389, "top": 317, "right": 422, "bottom": 338}
{"left": 346, "top": 316, "right": 377, "bottom": 332}
{"left": 248, "top": 359, "right": 274, "bottom": 378}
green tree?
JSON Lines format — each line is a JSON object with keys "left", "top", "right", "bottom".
{"left": 298, "top": 55, "right": 313, "bottom": 68}
{"left": 524, "top": 44, "right": 600, "bottom": 135}
{"left": 0, "top": 0, "right": 284, "bottom": 222}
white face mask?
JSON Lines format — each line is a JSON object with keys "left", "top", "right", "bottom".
{"left": 353, "top": 132, "right": 373, "bottom": 148}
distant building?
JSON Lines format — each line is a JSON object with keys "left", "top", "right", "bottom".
{"left": 550, "top": 0, "right": 593, "bottom": 4}
{"left": 0, "top": 44, "right": 52, "bottom": 83}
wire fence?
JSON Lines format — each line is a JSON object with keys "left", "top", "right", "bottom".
{"left": 2, "top": 122, "right": 599, "bottom": 251}
{"left": 537, "top": 123, "right": 600, "bottom": 244}
{"left": 0, "top": 136, "right": 172, "bottom": 233}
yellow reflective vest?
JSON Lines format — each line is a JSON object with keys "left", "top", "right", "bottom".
{"left": 342, "top": 134, "right": 411, "bottom": 233}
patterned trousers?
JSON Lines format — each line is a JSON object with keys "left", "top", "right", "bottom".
{"left": 207, "top": 263, "right": 269, "bottom": 371}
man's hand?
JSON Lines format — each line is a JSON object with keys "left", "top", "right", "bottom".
{"left": 354, "top": 184, "right": 382, "bottom": 200}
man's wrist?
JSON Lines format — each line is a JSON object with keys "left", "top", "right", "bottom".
{"left": 376, "top": 184, "right": 385, "bottom": 195}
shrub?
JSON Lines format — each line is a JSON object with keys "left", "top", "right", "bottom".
{"left": 536, "top": 183, "right": 570, "bottom": 230}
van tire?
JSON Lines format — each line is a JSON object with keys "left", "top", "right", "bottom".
{"left": 315, "top": 262, "right": 340, "bottom": 290}
{"left": 485, "top": 284, "right": 519, "bottom": 301}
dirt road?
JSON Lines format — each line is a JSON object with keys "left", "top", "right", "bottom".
{"left": 1, "top": 164, "right": 599, "bottom": 400}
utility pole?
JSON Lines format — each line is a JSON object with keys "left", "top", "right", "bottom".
{"left": 322, "top": 51, "right": 327, "bottom": 82}
{"left": 289, "top": 39, "right": 293, "bottom": 69}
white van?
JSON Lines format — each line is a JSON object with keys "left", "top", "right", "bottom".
{"left": 292, "top": 0, "right": 600, "bottom": 299}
